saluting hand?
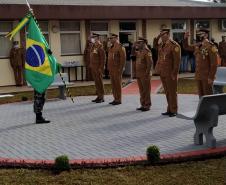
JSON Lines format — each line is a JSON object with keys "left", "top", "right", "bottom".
{"left": 184, "top": 32, "right": 190, "bottom": 39}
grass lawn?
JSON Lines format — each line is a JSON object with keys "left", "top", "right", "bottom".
{"left": 0, "top": 157, "right": 226, "bottom": 185}
{"left": 177, "top": 78, "right": 198, "bottom": 94}
{"left": 162, "top": 78, "right": 226, "bottom": 95}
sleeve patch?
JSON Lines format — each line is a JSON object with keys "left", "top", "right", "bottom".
{"left": 175, "top": 47, "right": 180, "bottom": 52}
{"left": 211, "top": 47, "right": 218, "bottom": 53}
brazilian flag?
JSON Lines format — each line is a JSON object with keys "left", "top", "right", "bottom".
{"left": 6, "top": 13, "right": 57, "bottom": 93}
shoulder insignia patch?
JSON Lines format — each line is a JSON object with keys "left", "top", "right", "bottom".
{"left": 175, "top": 47, "right": 180, "bottom": 52}
{"left": 148, "top": 52, "right": 152, "bottom": 57}
{"left": 211, "top": 47, "right": 218, "bottom": 53}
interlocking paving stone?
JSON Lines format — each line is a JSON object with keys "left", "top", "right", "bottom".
{"left": 0, "top": 94, "right": 226, "bottom": 160}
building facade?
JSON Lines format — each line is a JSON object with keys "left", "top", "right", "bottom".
{"left": 0, "top": 0, "right": 226, "bottom": 86}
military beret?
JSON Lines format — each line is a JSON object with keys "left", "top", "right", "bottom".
{"left": 160, "top": 28, "right": 170, "bottom": 35}
{"left": 137, "top": 37, "right": 148, "bottom": 43}
{"left": 91, "top": 33, "right": 100, "bottom": 38}
{"left": 109, "top": 33, "right": 118, "bottom": 38}
{"left": 196, "top": 29, "right": 209, "bottom": 35}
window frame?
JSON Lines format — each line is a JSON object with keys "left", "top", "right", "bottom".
{"left": 60, "top": 21, "right": 81, "bottom": 56}
{"left": 171, "top": 20, "right": 187, "bottom": 42}
{"left": 0, "top": 21, "right": 13, "bottom": 59}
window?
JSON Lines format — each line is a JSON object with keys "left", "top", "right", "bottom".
{"left": 171, "top": 20, "right": 187, "bottom": 42}
{"left": 90, "top": 21, "right": 109, "bottom": 43}
{"left": 120, "top": 22, "right": 136, "bottom": 31}
{"left": 0, "top": 22, "right": 13, "bottom": 58}
{"left": 90, "top": 22, "right": 108, "bottom": 32}
{"left": 60, "top": 21, "right": 81, "bottom": 55}
{"left": 195, "top": 20, "right": 210, "bottom": 30}
{"left": 39, "top": 21, "right": 49, "bottom": 43}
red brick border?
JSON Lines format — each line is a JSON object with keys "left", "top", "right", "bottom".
{"left": 1, "top": 146, "right": 226, "bottom": 169}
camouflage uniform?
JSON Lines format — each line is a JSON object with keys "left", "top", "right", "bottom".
{"left": 34, "top": 90, "right": 50, "bottom": 124}
{"left": 34, "top": 90, "right": 46, "bottom": 114}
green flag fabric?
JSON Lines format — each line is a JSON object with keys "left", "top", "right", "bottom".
{"left": 6, "top": 13, "right": 57, "bottom": 93}
{"left": 25, "top": 16, "right": 57, "bottom": 93}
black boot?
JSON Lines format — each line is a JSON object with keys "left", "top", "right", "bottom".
{"left": 36, "top": 113, "right": 50, "bottom": 124}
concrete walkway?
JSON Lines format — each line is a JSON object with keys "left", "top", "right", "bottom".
{"left": 3, "top": 72, "right": 226, "bottom": 163}
{"left": 0, "top": 93, "right": 226, "bottom": 161}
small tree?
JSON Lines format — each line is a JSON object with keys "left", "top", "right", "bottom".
{"left": 54, "top": 155, "right": 70, "bottom": 173}
{"left": 146, "top": 145, "right": 160, "bottom": 164}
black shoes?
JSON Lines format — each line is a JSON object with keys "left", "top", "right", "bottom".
{"left": 92, "top": 98, "right": 99, "bottom": 102}
{"left": 112, "top": 101, "right": 121, "bottom": 105}
{"left": 36, "top": 116, "right": 50, "bottom": 124}
{"left": 136, "top": 107, "right": 143, "bottom": 110}
{"left": 109, "top": 101, "right": 121, "bottom": 105}
{"left": 36, "top": 113, "right": 50, "bottom": 124}
{"left": 92, "top": 98, "right": 104, "bottom": 103}
{"left": 141, "top": 107, "right": 150, "bottom": 112}
{"left": 137, "top": 107, "right": 150, "bottom": 111}
{"left": 95, "top": 99, "right": 104, "bottom": 103}
{"left": 161, "top": 111, "right": 170, "bottom": 115}
{"left": 169, "top": 112, "right": 177, "bottom": 117}
{"left": 161, "top": 111, "right": 177, "bottom": 117}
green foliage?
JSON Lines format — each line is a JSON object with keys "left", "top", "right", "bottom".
{"left": 21, "top": 96, "right": 28, "bottom": 101}
{"left": 54, "top": 155, "right": 70, "bottom": 172}
{"left": 146, "top": 145, "right": 160, "bottom": 163}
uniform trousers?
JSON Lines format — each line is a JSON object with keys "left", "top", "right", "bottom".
{"left": 13, "top": 66, "right": 23, "bottom": 86}
{"left": 196, "top": 80, "right": 213, "bottom": 97}
{"left": 34, "top": 91, "right": 46, "bottom": 114}
{"left": 137, "top": 75, "right": 151, "bottom": 109}
{"left": 91, "top": 69, "right": 104, "bottom": 99}
{"left": 160, "top": 76, "right": 178, "bottom": 113}
{"left": 110, "top": 71, "right": 122, "bottom": 103}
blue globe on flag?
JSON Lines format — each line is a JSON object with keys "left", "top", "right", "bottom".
{"left": 26, "top": 45, "right": 45, "bottom": 67}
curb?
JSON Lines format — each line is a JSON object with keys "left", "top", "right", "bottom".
{"left": 1, "top": 146, "right": 226, "bottom": 169}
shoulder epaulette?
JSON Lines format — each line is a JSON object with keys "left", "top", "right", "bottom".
{"left": 170, "top": 39, "right": 179, "bottom": 46}
{"left": 209, "top": 41, "right": 215, "bottom": 46}
{"left": 144, "top": 47, "right": 151, "bottom": 52}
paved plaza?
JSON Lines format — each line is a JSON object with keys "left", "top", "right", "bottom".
{"left": 0, "top": 94, "right": 226, "bottom": 161}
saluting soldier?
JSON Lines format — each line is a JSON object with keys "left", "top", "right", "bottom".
{"left": 9, "top": 41, "right": 25, "bottom": 86}
{"left": 219, "top": 36, "right": 226, "bottom": 66}
{"left": 108, "top": 33, "right": 126, "bottom": 105}
{"left": 155, "top": 29, "right": 181, "bottom": 117}
{"left": 90, "top": 33, "right": 106, "bottom": 103}
{"left": 135, "top": 37, "right": 152, "bottom": 112}
{"left": 183, "top": 29, "right": 218, "bottom": 97}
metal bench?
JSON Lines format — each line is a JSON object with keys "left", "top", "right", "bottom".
{"left": 51, "top": 73, "right": 71, "bottom": 100}
{"left": 213, "top": 67, "right": 226, "bottom": 94}
{"left": 27, "top": 73, "right": 70, "bottom": 100}
{"left": 177, "top": 93, "right": 226, "bottom": 148}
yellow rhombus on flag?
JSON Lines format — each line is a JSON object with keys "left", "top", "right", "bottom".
{"left": 6, "top": 13, "right": 58, "bottom": 94}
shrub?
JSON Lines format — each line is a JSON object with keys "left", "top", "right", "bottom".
{"left": 54, "top": 155, "right": 70, "bottom": 173}
{"left": 146, "top": 145, "right": 160, "bottom": 163}
{"left": 21, "top": 96, "right": 28, "bottom": 101}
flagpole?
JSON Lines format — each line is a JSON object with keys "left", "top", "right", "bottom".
{"left": 24, "top": 0, "right": 75, "bottom": 103}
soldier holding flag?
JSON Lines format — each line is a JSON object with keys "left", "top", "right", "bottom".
{"left": 6, "top": 8, "right": 59, "bottom": 123}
